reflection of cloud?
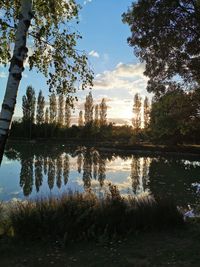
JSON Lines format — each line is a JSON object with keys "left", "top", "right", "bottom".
{"left": 89, "top": 50, "right": 100, "bottom": 58}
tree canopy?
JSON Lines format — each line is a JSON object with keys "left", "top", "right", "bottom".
{"left": 0, "top": 0, "right": 93, "bottom": 101}
{"left": 123, "top": 0, "right": 200, "bottom": 96}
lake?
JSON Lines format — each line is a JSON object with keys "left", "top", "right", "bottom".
{"left": 1, "top": 142, "right": 200, "bottom": 208}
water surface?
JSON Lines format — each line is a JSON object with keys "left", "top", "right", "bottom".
{"left": 1, "top": 142, "right": 200, "bottom": 207}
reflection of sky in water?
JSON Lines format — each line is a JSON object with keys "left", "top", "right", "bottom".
{"left": 1, "top": 148, "right": 200, "bottom": 206}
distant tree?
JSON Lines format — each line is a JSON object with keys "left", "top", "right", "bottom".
{"left": 22, "top": 86, "right": 36, "bottom": 123}
{"left": 45, "top": 107, "right": 49, "bottom": 124}
{"left": 65, "top": 100, "right": 71, "bottom": 128}
{"left": 36, "top": 90, "right": 45, "bottom": 125}
{"left": 78, "top": 110, "right": 84, "bottom": 127}
{"left": 132, "top": 93, "right": 142, "bottom": 132}
{"left": 143, "top": 96, "right": 151, "bottom": 129}
{"left": 58, "top": 94, "right": 65, "bottom": 125}
{"left": 94, "top": 104, "right": 99, "bottom": 127}
{"left": 84, "top": 92, "right": 94, "bottom": 124}
{"left": 123, "top": 1, "right": 200, "bottom": 96}
{"left": 99, "top": 98, "right": 107, "bottom": 126}
{"left": 49, "top": 93, "right": 57, "bottom": 124}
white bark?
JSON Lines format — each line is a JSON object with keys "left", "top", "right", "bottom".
{"left": 0, "top": 0, "right": 33, "bottom": 148}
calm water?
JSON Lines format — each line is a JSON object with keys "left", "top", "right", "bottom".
{"left": 1, "top": 142, "right": 200, "bottom": 207}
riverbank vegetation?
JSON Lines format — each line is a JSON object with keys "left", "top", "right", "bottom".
{"left": 0, "top": 188, "right": 183, "bottom": 242}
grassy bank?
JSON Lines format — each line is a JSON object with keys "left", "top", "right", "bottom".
{"left": 0, "top": 187, "right": 183, "bottom": 242}
{"left": 2, "top": 190, "right": 200, "bottom": 266}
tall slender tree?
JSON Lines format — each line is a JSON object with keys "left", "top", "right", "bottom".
{"left": 99, "top": 98, "right": 107, "bottom": 126}
{"left": 143, "top": 96, "right": 150, "bottom": 129}
{"left": 94, "top": 104, "right": 99, "bottom": 127}
{"left": 0, "top": 0, "right": 93, "bottom": 160}
{"left": 36, "top": 90, "right": 45, "bottom": 125}
{"left": 22, "top": 86, "right": 36, "bottom": 123}
{"left": 58, "top": 94, "right": 65, "bottom": 125}
{"left": 49, "top": 93, "right": 57, "bottom": 124}
{"left": 45, "top": 107, "right": 49, "bottom": 124}
{"left": 78, "top": 110, "right": 84, "bottom": 127}
{"left": 84, "top": 92, "right": 93, "bottom": 125}
{"left": 65, "top": 100, "right": 71, "bottom": 128}
{"left": 132, "top": 93, "right": 142, "bottom": 132}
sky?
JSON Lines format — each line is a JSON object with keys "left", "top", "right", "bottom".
{"left": 0, "top": 0, "right": 151, "bottom": 125}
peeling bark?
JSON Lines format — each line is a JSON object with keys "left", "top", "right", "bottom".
{"left": 0, "top": 0, "right": 33, "bottom": 164}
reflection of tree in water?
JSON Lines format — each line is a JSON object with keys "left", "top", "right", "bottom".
{"left": 98, "top": 157, "right": 106, "bottom": 187}
{"left": 148, "top": 158, "right": 200, "bottom": 206}
{"left": 130, "top": 156, "right": 140, "bottom": 194}
{"left": 92, "top": 150, "right": 99, "bottom": 180}
{"left": 48, "top": 158, "right": 56, "bottom": 191}
{"left": 56, "top": 155, "right": 63, "bottom": 189}
{"left": 43, "top": 157, "right": 48, "bottom": 175}
{"left": 141, "top": 157, "right": 151, "bottom": 192}
{"left": 130, "top": 156, "right": 151, "bottom": 195}
{"left": 20, "top": 156, "right": 34, "bottom": 197}
{"left": 82, "top": 150, "right": 92, "bottom": 190}
{"left": 77, "top": 153, "right": 83, "bottom": 173}
{"left": 63, "top": 154, "right": 70, "bottom": 185}
{"left": 35, "top": 156, "right": 43, "bottom": 192}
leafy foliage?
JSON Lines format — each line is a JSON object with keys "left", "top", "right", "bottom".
{"left": 0, "top": 0, "right": 93, "bottom": 102}
{"left": 123, "top": 0, "right": 200, "bottom": 95}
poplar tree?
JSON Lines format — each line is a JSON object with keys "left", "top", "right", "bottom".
{"left": 143, "top": 96, "right": 150, "bottom": 129}
{"left": 99, "top": 98, "right": 107, "bottom": 126}
{"left": 45, "top": 107, "right": 49, "bottom": 124}
{"left": 65, "top": 100, "right": 71, "bottom": 128}
{"left": 58, "top": 94, "right": 64, "bottom": 125}
{"left": 22, "top": 85, "right": 36, "bottom": 123}
{"left": 0, "top": 0, "right": 93, "bottom": 160}
{"left": 49, "top": 93, "right": 57, "bottom": 124}
{"left": 132, "top": 93, "right": 142, "bottom": 132}
{"left": 94, "top": 104, "right": 99, "bottom": 127}
{"left": 78, "top": 110, "right": 84, "bottom": 127}
{"left": 84, "top": 92, "right": 93, "bottom": 125}
{"left": 36, "top": 90, "right": 45, "bottom": 125}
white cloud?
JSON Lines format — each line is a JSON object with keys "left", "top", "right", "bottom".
{"left": 84, "top": 0, "right": 92, "bottom": 5}
{"left": 89, "top": 50, "right": 100, "bottom": 58}
{"left": 0, "top": 71, "right": 7, "bottom": 78}
{"left": 93, "top": 62, "right": 148, "bottom": 94}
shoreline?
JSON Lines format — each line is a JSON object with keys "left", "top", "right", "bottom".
{"left": 7, "top": 138, "right": 200, "bottom": 158}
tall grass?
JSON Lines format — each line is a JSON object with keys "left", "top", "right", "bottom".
{"left": 8, "top": 185, "right": 183, "bottom": 242}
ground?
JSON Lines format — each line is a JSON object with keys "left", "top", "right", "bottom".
{"left": 1, "top": 222, "right": 200, "bottom": 267}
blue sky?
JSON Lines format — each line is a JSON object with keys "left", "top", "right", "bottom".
{"left": 0, "top": 0, "right": 151, "bottom": 124}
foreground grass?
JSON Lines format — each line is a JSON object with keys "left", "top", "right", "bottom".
{"left": 1, "top": 186, "right": 183, "bottom": 242}
{"left": 0, "top": 188, "right": 190, "bottom": 266}
{"left": 0, "top": 221, "right": 200, "bottom": 267}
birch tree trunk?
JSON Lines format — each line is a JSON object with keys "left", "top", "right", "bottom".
{"left": 0, "top": 0, "right": 33, "bottom": 163}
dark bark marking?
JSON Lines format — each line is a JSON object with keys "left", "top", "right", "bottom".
{"left": 2, "top": 104, "right": 14, "bottom": 113}
{"left": 12, "top": 73, "right": 22, "bottom": 80}
{"left": 0, "top": 118, "right": 10, "bottom": 123}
